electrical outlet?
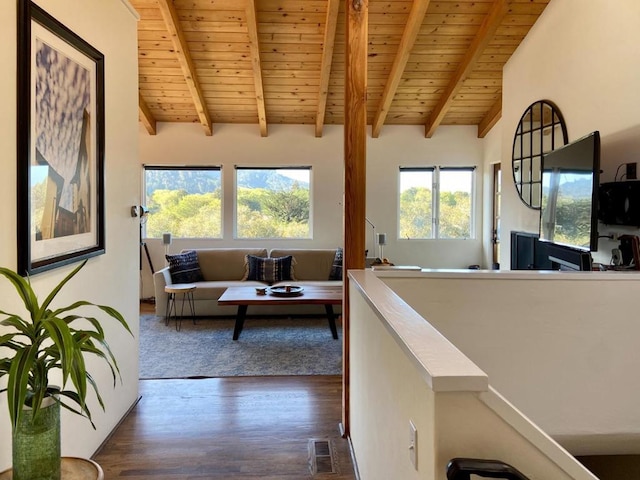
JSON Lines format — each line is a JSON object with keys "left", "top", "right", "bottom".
{"left": 409, "top": 420, "right": 418, "bottom": 470}
{"left": 627, "top": 162, "right": 637, "bottom": 180}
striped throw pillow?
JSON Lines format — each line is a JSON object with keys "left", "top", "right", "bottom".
{"left": 166, "top": 250, "right": 204, "bottom": 284}
{"left": 243, "top": 254, "right": 295, "bottom": 284}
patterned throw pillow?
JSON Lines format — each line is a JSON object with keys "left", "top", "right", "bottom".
{"left": 244, "top": 254, "right": 295, "bottom": 285}
{"left": 329, "top": 247, "right": 343, "bottom": 280}
{"left": 166, "top": 250, "right": 204, "bottom": 284}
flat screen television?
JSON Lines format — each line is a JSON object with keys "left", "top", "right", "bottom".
{"left": 539, "top": 131, "right": 600, "bottom": 252}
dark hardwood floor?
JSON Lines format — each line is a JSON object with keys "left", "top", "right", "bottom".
{"left": 93, "top": 302, "right": 355, "bottom": 479}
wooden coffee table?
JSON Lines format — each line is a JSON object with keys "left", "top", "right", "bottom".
{"left": 218, "top": 285, "right": 342, "bottom": 340}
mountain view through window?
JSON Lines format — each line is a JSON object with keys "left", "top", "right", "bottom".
{"left": 235, "top": 168, "right": 311, "bottom": 239}
{"left": 144, "top": 167, "right": 222, "bottom": 239}
{"left": 143, "top": 167, "right": 311, "bottom": 239}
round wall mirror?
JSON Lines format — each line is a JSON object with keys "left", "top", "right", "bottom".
{"left": 512, "top": 100, "right": 568, "bottom": 209}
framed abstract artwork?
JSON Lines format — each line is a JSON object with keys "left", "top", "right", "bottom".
{"left": 17, "top": 1, "right": 105, "bottom": 275}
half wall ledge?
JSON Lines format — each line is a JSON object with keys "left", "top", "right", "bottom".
{"left": 348, "top": 269, "right": 488, "bottom": 393}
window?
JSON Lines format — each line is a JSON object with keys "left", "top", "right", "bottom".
{"left": 144, "top": 166, "right": 222, "bottom": 239}
{"left": 235, "top": 167, "right": 311, "bottom": 239}
{"left": 399, "top": 167, "right": 475, "bottom": 239}
{"left": 399, "top": 168, "right": 434, "bottom": 239}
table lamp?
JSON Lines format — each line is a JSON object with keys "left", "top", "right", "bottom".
{"left": 163, "top": 232, "right": 172, "bottom": 260}
{"left": 377, "top": 232, "right": 387, "bottom": 259}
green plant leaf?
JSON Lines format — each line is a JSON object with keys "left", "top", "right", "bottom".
{"left": 52, "top": 301, "right": 132, "bottom": 336}
{"left": 85, "top": 372, "right": 105, "bottom": 412}
{"left": 7, "top": 346, "right": 38, "bottom": 429}
{"left": 0, "top": 267, "right": 39, "bottom": 318}
{"left": 77, "top": 335, "right": 119, "bottom": 385}
{"left": 58, "top": 390, "right": 96, "bottom": 430}
{"left": 0, "top": 260, "right": 131, "bottom": 430}
{"left": 95, "top": 305, "right": 133, "bottom": 335}
{"left": 43, "top": 317, "right": 76, "bottom": 385}
{"left": 38, "top": 260, "right": 86, "bottom": 315}
{"left": 1, "top": 315, "right": 33, "bottom": 337}
{"left": 69, "top": 348, "right": 88, "bottom": 414}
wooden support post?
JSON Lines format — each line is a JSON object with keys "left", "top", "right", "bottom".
{"left": 342, "top": 0, "right": 368, "bottom": 438}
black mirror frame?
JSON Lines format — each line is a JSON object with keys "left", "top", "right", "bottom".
{"left": 511, "top": 100, "right": 568, "bottom": 210}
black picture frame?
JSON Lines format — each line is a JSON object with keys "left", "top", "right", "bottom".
{"left": 17, "top": 1, "right": 105, "bottom": 275}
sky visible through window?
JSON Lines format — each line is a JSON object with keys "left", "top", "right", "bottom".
{"left": 277, "top": 169, "right": 310, "bottom": 184}
{"left": 400, "top": 169, "right": 472, "bottom": 194}
{"left": 235, "top": 167, "right": 311, "bottom": 239}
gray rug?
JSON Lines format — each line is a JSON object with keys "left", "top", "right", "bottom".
{"left": 139, "top": 314, "right": 343, "bottom": 379}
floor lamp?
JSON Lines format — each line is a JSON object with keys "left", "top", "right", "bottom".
{"left": 365, "top": 217, "right": 376, "bottom": 258}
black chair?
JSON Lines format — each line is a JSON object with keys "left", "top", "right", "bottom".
{"left": 446, "top": 458, "right": 530, "bottom": 480}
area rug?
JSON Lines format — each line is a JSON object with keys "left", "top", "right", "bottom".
{"left": 139, "top": 314, "right": 343, "bottom": 379}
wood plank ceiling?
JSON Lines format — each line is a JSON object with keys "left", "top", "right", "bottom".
{"left": 133, "top": 0, "right": 551, "bottom": 138}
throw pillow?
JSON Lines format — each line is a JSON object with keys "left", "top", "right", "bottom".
{"left": 243, "top": 254, "right": 295, "bottom": 284}
{"left": 329, "top": 247, "right": 343, "bottom": 280}
{"left": 166, "top": 250, "right": 204, "bottom": 284}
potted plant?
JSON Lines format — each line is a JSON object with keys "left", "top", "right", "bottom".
{"left": 0, "top": 260, "right": 132, "bottom": 480}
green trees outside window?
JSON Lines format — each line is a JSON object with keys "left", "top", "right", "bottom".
{"left": 144, "top": 167, "right": 222, "bottom": 239}
{"left": 399, "top": 167, "right": 474, "bottom": 240}
{"left": 400, "top": 169, "right": 434, "bottom": 239}
{"left": 236, "top": 168, "right": 311, "bottom": 239}
{"left": 143, "top": 167, "right": 311, "bottom": 240}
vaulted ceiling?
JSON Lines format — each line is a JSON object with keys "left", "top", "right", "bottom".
{"left": 133, "top": 0, "right": 551, "bottom": 138}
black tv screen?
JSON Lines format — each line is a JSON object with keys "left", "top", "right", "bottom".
{"left": 539, "top": 131, "right": 600, "bottom": 252}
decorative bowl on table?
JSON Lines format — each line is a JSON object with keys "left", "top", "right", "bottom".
{"left": 269, "top": 285, "right": 304, "bottom": 297}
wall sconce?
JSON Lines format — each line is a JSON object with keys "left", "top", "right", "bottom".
{"left": 131, "top": 205, "right": 149, "bottom": 218}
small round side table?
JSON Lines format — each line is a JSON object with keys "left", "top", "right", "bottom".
{"left": 164, "top": 283, "right": 196, "bottom": 331}
{"left": 0, "top": 457, "right": 103, "bottom": 479}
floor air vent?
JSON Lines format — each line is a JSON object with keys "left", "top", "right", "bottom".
{"left": 308, "top": 439, "right": 336, "bottom": 475}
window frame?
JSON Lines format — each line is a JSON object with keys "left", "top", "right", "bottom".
{"left": 233, "top": 165, "right": 313, "bottom": 240}
{"left": 398, "top": 166, "right": 476, "bottom": 240}
{"left": 142, "top": 165, "right": 223, "bottom": 239}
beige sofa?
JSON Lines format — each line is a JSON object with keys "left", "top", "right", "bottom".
{"left": 153, "top": 248, "right": 342, "bottom": 317}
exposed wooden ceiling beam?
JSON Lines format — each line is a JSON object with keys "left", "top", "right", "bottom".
{"left": 478, "top": 97, "right": 502, "bottom": 138}
{"left": 315, "top": 0, "right": 340, "bottom": 138}
{"left": 246, "top": 0, "right": 268, "bottom": 137}
{"left": 372, "top": 0, "right": 431, "bottom": 138}
{"left": 139, "top": 94, "right": 157, "bottom": 135}
{"left": 424, "top": 0, "right": 512, "bottom": 138}
{"left": 157, "top": 0, "right": 212, "bottom": 136}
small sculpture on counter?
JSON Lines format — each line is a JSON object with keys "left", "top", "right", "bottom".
{"left": 371, "top": 257, "right": 394, "bottom": 266}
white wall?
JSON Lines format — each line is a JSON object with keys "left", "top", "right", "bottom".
{"left": 349, "top": 270, "right": 597, "bottom": 479}
{"left": 138, "top": 123, "right": 485, "bottom": 298}
{"left": 349, "top": 288, "right": 439, "bottom": 480}
{"left": 366, "top": 125, "right": 484, "bottom": 269}
{"left": 0, "top": 0, "right": 140, "bottom": 469}
{"left": 382, "top": 270, "right": 640, "bottom": 455}
{"left": 481, "top": 119, "right": 503, "bottom": 269}
{"left": 500, "top": 0, "right": 640, "bottom": 267}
